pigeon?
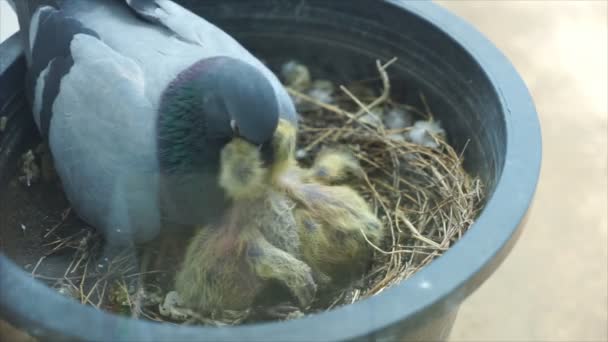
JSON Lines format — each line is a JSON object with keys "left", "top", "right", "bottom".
{"left": 11, "top": 0, "right": 298, "bottom": 244}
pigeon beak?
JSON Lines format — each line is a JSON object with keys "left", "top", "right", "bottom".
{"left": 231, "top": 119, "right": 266, "bottom": 152}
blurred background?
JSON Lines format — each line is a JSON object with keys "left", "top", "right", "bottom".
{"left": 1, "top": 0, "right": 607, "bottom": 341}
{"left": 437, "top": 2, "right": 607, "bottom": 341}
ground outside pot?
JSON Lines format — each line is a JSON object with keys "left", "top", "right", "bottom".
{"left": 0, "top": 1, "right": 541, "bottom": 341}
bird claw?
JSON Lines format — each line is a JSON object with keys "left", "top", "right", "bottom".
{"left": 290, "top": 270, "right": 317, "bottom": 309}
{"left": 256, "top": 302, "right": 302, "bottom": 320}
{"left": 312, "top": 271, "right": 333, "bottom": 288}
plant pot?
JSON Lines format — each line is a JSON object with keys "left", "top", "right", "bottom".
{"left": 0, "top": 1, "right": 541, "bottom": 341}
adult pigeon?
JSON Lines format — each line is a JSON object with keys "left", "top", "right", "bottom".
{"left": 11, "top": 0, "right": 297, "bottom": 244}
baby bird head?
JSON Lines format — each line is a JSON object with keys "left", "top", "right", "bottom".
{"left": 302, "top": 148, "right": 364, "bottom": 185}
{"left": 219, "top": 138, "right": 268, "bottom": 200}
{"left": 219, "top": 119, "right": 297, "bottom": 201}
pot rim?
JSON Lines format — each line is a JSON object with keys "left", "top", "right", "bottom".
{"left": 0, "top": 1, "right": 541, "bottom": 341}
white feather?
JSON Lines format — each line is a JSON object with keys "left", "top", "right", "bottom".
{"left": 384, "top": 108, "right": 413, "bottom": 130}
{"left": 406, "top": 120, "right": 446, "bottom": 148}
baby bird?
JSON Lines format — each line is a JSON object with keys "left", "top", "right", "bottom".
{"left": 176, "top": 119, "right": 383, "bottom": 314}
{"left": 280, "top": 151, "right": 384, "bottom": 289}
{"left": 300, "top": 147, "right": 364, "bottom": 184}
{"left": 175, "top": 128, "right": 316, "bottom": 314}
{"left": 272, "top": 120, "right": 384, "bottom": 289}
{"left": 174, "top": 200, "right": 315, "bottom": 312}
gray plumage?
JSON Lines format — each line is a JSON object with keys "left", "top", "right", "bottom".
{"left": 12, "top": 0, "right": 297, "bottom": 243}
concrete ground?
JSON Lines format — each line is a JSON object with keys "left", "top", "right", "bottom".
{"left": 436, "top": 1, "right": 608, "bottom": 341}
{"left": 1, "top": 1, "right": 607, "bottom": 341}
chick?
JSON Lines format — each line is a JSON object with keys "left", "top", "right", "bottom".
{"left": 271, "top": 121, "right": 384, "bottom": 288}
{"left": 176, "top": 128, "right": 316, "bottom": 313}
{"left": 177, "top": 119, "right": 383, "bottom": 313}
{"left": 300, "top": 147, "right": 364, "bottom": 184}
{"left": 219, "top": 118, "right": 296, "bottom": 197}
{"left": 174, "top": 203, "right": 316, "bottom": 313}
{"left": 281, "top": 60, "right": 311, "bottom": 91}
{"left": 280, "top": 149, "right": 384, "bottom": 289}
{"left": 281, "top": 160, "right": 384, "bottom": 289}
{"left": 217, "top": 138, "right": 268, "bottom": 201}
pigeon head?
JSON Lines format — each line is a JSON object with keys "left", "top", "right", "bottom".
{"left": 157, "top": 56, "right": 280, "bottom": 176}
{"left": 202, "top": 57, "right": 280, "bottom": 146}
{"left": 156, "top": 56, "right": 285, "bottom": 224}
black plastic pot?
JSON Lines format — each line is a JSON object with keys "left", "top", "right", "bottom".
{"left": 0, "top": 1, "right": 541, "bottom": 341}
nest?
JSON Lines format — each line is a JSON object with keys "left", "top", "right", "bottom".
{"left": 286, "top": 58, "right": 484, "bottom": 307}
{"left": 19, "top": 58, "right": 483, "bottom": 325}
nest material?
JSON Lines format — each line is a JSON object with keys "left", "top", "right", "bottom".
{"left": 25, "top": 58, "right": 483, "bottom": 325}
{"left": 287, "top": 58, "right": 484, "bottom": 308}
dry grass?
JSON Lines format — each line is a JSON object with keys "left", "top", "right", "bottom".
{"left": 30, "top": 209, "right": 168, "bottom": 321}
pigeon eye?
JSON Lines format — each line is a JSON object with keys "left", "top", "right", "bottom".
{"left": 230, "top": 119, "right": 240, "bottom": 136}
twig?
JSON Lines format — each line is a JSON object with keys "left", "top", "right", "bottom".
{"left": 335, "top": 58, "right": 395, "bottom": 138}
{"left": 31, "top": 256, "right": 47, "bottom": 276}
{"left": 303, "top": 128, "right": 336, "bottom": 152}
{"left": 43, "top": 207, "right": 71, "bottom": 238}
